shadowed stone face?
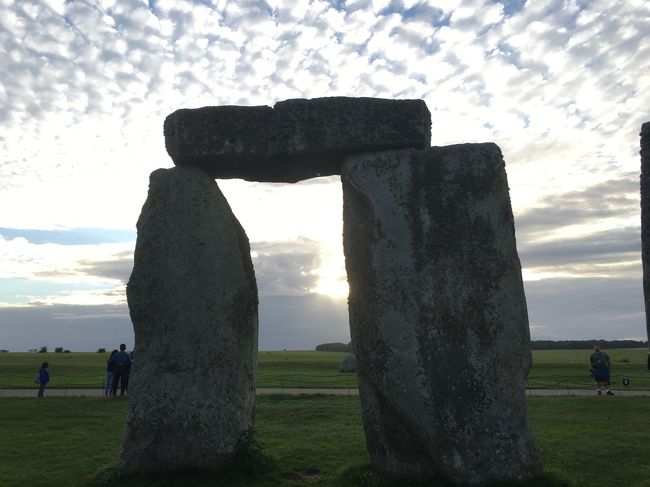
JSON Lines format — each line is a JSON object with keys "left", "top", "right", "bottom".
{"left": 164, "top": 97, "right": 431, "bottom": 183}
{"left": 342, "top": 145, "right": 542, "bottom": 485}
{"left": 121, "top": 166, "right": 258, "bottom": 474}
{"left": 640, "top": 121, "right": 650, "bottom": 362}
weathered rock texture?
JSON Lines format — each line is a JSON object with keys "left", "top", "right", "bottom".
{"left": 339, "top": 353, "right": 357, "bottom": 373}
{"left": 342, "top": 145, "right": 542, "bottom": 485}
{"left": 164, "top": 97, "right": 431, "bottom": 183}
{"left": 641, "top": 121, "right": 650, "bottom": 369}
{"left": 121, "top": 166, "right": 258, "bottom": 473}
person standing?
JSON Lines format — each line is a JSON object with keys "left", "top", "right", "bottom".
{"left": 37, "top": 362, "right": 49, "bottom": 398}
{"left": 589, "top": 344, "right": 614, "bottom": 395}
{"left": 105, "top": 350, "right": 118, "bottom": 397}
{"left": 110, "top": 344, "right": 132, "bottom": 396}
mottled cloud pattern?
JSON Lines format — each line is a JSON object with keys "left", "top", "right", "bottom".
{"left": 0, "top": 0, "right": 649, "bottom": 349}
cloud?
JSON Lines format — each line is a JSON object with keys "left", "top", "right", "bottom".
{"left": 0, "top": 303, "right": 134, "bottom": 352}
{"left": 515, "top": 175, "right": 639, "bottom": 237}
{"left": 259, "top": 293, "right": 350, "bottom": 350}
{"left": 0, "top": 296, "right": 351, "bottom": 352}
{"left": 519, "top": 226, "right": 640, "bottom": 278}
{"left": 76, "top": 251, "right": 133, "bottom": 283}
{"left": 513, "top": 174, "right": 642, "bottom": 279}
{"left": 525, "top": 276, "right": 646, "bottom": 341}
{"left": 1, "top": 0, "right": 649, "bottom": 350}
{"left": 252, "top": 239, "right": 322, "bottom": 296}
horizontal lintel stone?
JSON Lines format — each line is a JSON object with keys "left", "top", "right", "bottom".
{"left": 164, "top": 97, "right": 431, "bottom": 183}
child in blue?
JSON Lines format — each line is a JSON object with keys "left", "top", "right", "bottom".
{"left": 37, "top": 362, "right": 49, "bottom": 398}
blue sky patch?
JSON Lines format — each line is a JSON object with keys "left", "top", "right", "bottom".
{"left": 495, "top": 0, "right": 527, "bottom": 16}
{"left": 0, "top": 277, "right": 114, "bottom": 305}
{"left": 0, "top": 228, "right": 136, "bottom": 245}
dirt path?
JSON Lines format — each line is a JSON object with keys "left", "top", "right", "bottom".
{"left": 2, "top": 388, "right": 649, "bottom": 398}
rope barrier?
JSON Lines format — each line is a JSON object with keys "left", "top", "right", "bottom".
{"left": 2, "top": 374, "right": 649, "bottom": 389}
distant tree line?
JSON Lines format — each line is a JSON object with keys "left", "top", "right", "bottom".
{"left": 531, "top": 340, "right": 648, "bottom": 350}
{"left": 315, "top": 342, "right": 352, "bottom": 353}
{"left": 316, "top": 340, "right": 648, "bottom": 352}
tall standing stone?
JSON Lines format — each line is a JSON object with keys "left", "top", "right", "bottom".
{"left": 342, "top": 145, "right": 542, "bottom": 485}
{"left": 121, "top": 166, "right": 258, "bottom": 474}
{"left": 641, "top": 121, "right": 650, "bottom": 370}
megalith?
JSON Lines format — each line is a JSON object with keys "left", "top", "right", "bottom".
{"left": 342, "top": 144, "right": 542, "bottom": 484}
{"left": 640, "top": 121, "right": 650, "bottom": 370}
{"left": 164, "top": 97, "right": 431, "bottom": 182}
{"left": 125, "top": 96, "right": 542, "bottom": 484}
{"left": 121, "top": 166, "right": 258, "bottom": 473}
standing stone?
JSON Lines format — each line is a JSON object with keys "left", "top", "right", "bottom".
{"left": 121, "top": 166, "right": 258, "bottom": 474}
{"left": 342, "top": 145, "right": 542, "bottom": 485}
{"left": 641, "top": 121, "right": 650, "bottom": 370}
{"left": 339, "top": 353, "right": 357, "bottom": 373}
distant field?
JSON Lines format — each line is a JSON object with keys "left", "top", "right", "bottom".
{"left": 0, "top": 348, "right": 648, "bottom": 390}
{"left": 1, "top": 395, "right": 650, "bottom": 486}
{"left": 0, "top": 351, "right": 354, "bottom": 389}
{"left": 529, "top": 348, "right": 650, "bottom": 390}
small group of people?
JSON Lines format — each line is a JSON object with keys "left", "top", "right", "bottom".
{"left": 104, "top": 343, "right": 133, "bottom": 397}
{"left": 36, "top": 343, "right": 133, "bottom": 398}
{"left": 589, "top": 344, "right": 614, "bottom": 395}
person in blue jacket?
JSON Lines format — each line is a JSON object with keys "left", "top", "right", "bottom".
{"left": 109, "top": 344, "right": 132, "bottom": 396}
{"left": 37, "top": 362, "right": 49, "bottom": 398}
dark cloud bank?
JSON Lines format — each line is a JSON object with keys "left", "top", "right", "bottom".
{"left": 2, "top": 274, "right": 644, "bottom": 352}
{"left": 0, "top": 294, "right": 350, "bottom": 352}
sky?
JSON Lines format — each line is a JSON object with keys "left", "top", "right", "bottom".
{"left": 0, "top": 0, "right": 649, "bottom": 352}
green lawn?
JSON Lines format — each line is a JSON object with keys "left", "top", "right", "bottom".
{"left": 0, "top": 351, "right": 355, "bottom": 389}
{"left": 1, "top": 349, "right": 648, "bottom": 390}
{"left": 528, "top": 348, "right": 650, "bottom": 390}
{"left": 1, "top": 395, "right": 649, "bottom": 486}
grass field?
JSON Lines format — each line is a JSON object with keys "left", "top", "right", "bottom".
{"left": 529, "top": 348, "right": 650, "bottom": 390}
{"left": 1, "top": 349, "right": 649, "bottom": 390}
{"left": 1, "top": 395, "right": 650, "bottom": 486}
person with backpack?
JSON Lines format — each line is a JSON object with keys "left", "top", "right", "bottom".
{"left": 109, "top": 344, "right": 132, "bottom": 396}
{"left": 36, "top": 362, "right": 49, "bottom": 398}
{"left": 589, "top": 344, "right": 614, "bottom": 395}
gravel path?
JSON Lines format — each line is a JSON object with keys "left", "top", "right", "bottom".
{"left": 1, "top": 388, "right": 649, "bottom": 398}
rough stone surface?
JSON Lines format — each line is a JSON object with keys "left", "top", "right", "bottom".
{"left": 121, "top": 166, "right": 258, "bottom": 474}
{"left": 164, "top": 97, "right": 431, "bottom": 182}
{"left": 342, "top": 145, "right": 542, "bottom": 485}
{"left": 641, "top": 121, "right": 650, "bottom": 366}
{"left": 339, "top": 353, "right": 357, "bottom": 373}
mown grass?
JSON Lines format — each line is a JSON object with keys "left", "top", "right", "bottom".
{"left": 529, "top": 348, "right": 650, "bottom": 390}
{"left": 0, "top": 351, "right": 355, "bottom": 389}
{"left": 1, "top": 395, "right": 650, "bottom": 486}
{"left": 1, "top": 349, "right": 648, "bottom": 389}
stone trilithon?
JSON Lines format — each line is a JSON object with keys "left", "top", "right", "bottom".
{"left": 122, "top": 96, "right": 543, "bottom": 484}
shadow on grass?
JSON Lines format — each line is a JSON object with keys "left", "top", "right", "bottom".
{"left": 92, "top": 463, "right": 570, "bottom": 487}
{"left": 336, "top": 465, "right": 571, "bottom": 487}
{"left": 91, "top": 466, "right": 273, "bottom": 487}
{"left": 91, "top": 429, "right": 277, "bottom": 487}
